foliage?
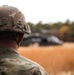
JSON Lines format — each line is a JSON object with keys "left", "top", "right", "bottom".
{"left": 18, "top": 43, "right": 74, "bottom": 74}
{"left": 27, "top": 20, "right": 74, "bottom": 42}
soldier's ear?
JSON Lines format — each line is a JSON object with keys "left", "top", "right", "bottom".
{"left": 19, "top": 34, "right": 24, "bottom": 42}
{"left": 17, "top": 34, "right": 24, "bottom": 43}
{"left": 14, "top": 33, "right": 24, "bottom": 44}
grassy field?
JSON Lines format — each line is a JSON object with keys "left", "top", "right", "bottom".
{"left": 18, "top": 43, "right": 74, "bottom": 75}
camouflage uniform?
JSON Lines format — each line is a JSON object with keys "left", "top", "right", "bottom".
{"left": 0, "top": 48, "right": 48, "bottom": 75}
{"left": 0, "top": 5, "right": 49, "bottom": 75}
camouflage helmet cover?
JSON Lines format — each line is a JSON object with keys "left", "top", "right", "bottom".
{"left": 0, "top": 5, "right": 31, "bottom": 34}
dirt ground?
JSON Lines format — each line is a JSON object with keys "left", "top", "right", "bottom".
{"left": 18, "top": 43, "right": 74, "bottom": 74}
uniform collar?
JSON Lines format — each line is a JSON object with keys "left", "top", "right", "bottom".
{"left": 0, "top": 47, "right": 19, "bottom": 55}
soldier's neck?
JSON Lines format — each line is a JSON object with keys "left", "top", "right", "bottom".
{"left": 0, "top": 40, "right": 18, "bottom": 50}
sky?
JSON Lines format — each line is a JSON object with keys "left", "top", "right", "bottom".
{"left": 0, "top": 0, "right": 74, "bottom": 24}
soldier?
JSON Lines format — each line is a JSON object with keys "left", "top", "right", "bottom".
{"left": 0, "top": 5, "right": 49, "bottom": 75}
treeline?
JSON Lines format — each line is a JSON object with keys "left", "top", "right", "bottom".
{"left": 27, "top": 20, "right": 74, "bottom": 42}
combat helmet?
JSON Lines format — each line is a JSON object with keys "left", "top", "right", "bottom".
{"left": 0, "top": 5, "right": 31, "bottom": 34}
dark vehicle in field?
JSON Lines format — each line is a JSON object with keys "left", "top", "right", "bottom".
{"left": 20, "top": 33, "right": 63, "bottom": 46}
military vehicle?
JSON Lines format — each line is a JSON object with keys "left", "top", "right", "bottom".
{"left": 20, "top": 33, "right": 63, "bottom": 46}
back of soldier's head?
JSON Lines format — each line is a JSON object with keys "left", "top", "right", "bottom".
{"left": 0, "top": 5, "right": 31, "bottom": 44}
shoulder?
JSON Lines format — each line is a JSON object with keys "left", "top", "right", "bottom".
{"left": 18, "top": 55, "right": 49, "bottom": 75}
{"left": 19, "top": 67, "right": 48, "bottom": 75}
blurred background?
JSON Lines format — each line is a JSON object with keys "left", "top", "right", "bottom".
{"left": 1, "top": 0, "right": 74, "bottom": 74}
